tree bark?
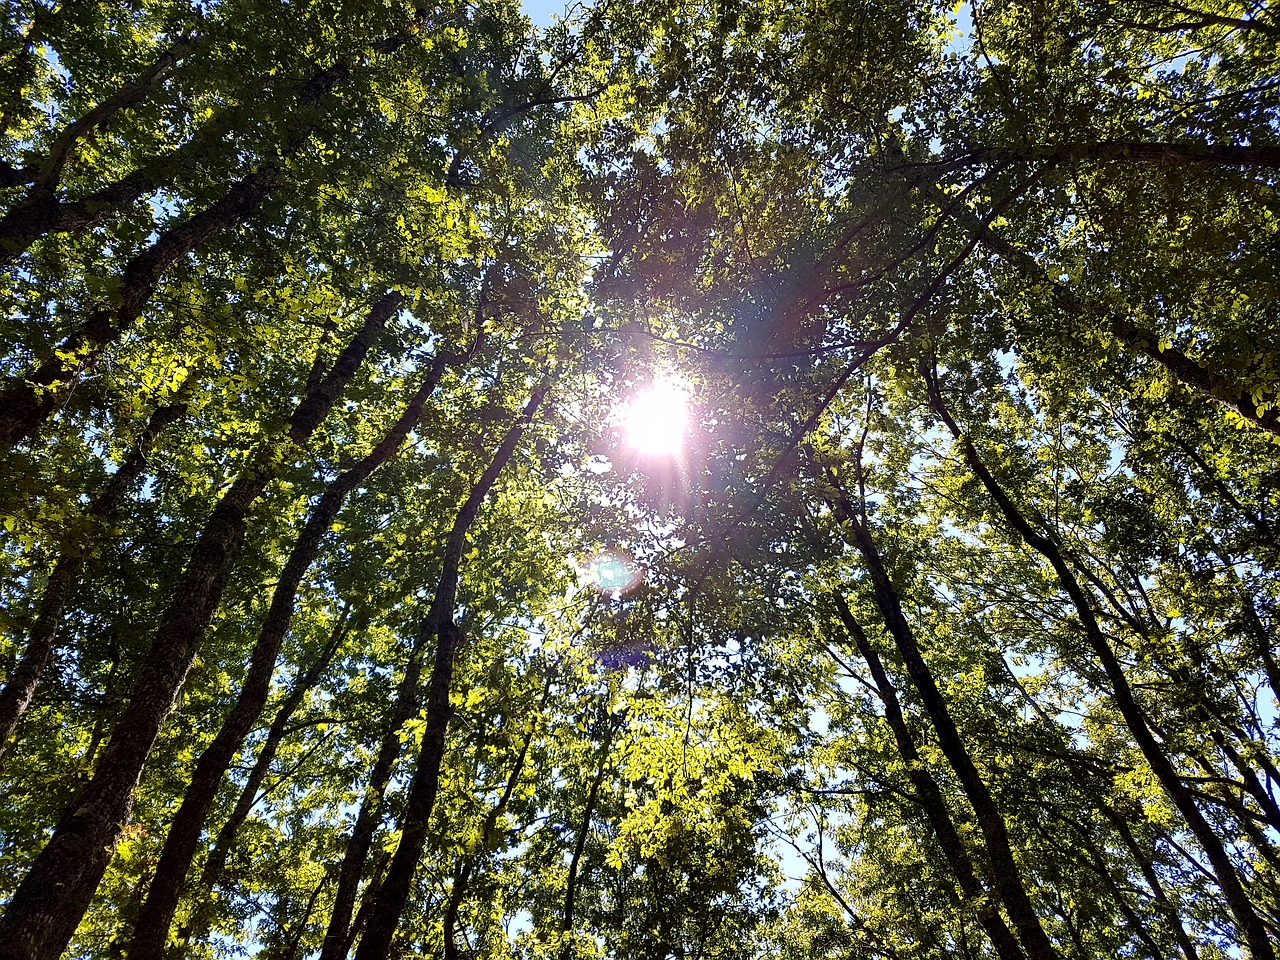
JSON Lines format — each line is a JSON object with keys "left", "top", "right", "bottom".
{"left": 0, "top": 171, "right": 274, "bottom": 449}
{"left": 0, "top": 167, "right": 163, "bottom": 266}
{"left": 830, "top": 594, "right": 1029, "bottom": 960}
{"left": 1109, "top": 313, "right": 1280, "bottom": 438}
{"left": 0, "top": 394, "right": 189, "bottom": 758}
{"left": 823, "top": 473, "right": 1061, "bottom": 960}
{"left": 31, "top": 34, "right": 196, "bottom": 195}
{"left": 0, "top": 19, "right": 422, "bottom": 265}
{"left": 317, "top": 649, "right": 428, "bottom": 960}
{"left": 1118, "top": 0, "right": 1280, "bottom": 37}
{"left": 0, "top": 292, "right": 398, "bottom": 960}
{"left": 126, "top": 346, "right": 456, "bottom": 960}
{"left": 922, "top": 365, "right": 1277, "bottom": 960}
{"left": 352, "top": 381, "right": 552, "bottom": 960}
{"left": 133, "top": 608, "right": 350, "bottom": 960}
{"left": 933, "top": 185, "right": 1280, "bottom": 440}
{"left": 173, "top": 608, "right": 351, "bottom": 954}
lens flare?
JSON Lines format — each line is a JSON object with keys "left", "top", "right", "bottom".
{"left": 622, "top": 378, "right": 688, "bottom": 456}
{"left": 577, "top": 549, "right": 645, "bottom": 596}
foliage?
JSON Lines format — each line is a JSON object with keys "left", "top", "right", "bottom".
{"left": 1, "top": 0, "right": 1278, "bottom": 958}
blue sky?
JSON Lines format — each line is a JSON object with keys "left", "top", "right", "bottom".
{"left": 521, "top": 0, "right": 568, "bottom": 27}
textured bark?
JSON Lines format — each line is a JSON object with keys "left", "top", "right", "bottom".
{"left": 126, "top": 348, "right": 454, "bottom": 960}
{"left": 831, "top": 594, "right": 1028, "bottom": 960}
{"left": 32, "top": 35, "right": 196, "bottom": 195}
{"left": 923, "top": 368, "right": 1276, "bottom": 960}
{"left": 352, "top": 381, "right": 552, "bottom": 960}
{"left": 0, "top": 396, "right": 188, "bottom": 758}
{"left": 169, "top": 617, "right": 348, "bottom": 958}
{"left": 0, "top": 171, "right": 274, "bottom": 449}
{"left": 0, "top": 293, "right": 397, "bottom": 960}
{"left": 0, "top": 167, "right": 162, "bottom": 266}
{"left": 1118, "top": 1, "right": 1280, "bottom": 36}
{"left": 825, "top": 477, "right": 1060, "bottom": 960}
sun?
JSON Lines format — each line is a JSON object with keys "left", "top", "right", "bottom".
{"left": 622, "top": 378, "right": 689, "bottom": 456}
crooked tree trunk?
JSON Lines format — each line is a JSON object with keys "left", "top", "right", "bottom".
{"left": 0, "top": 292, "right": 398, "bottom": 960}
{"left": 824, "top": 473, "right": 1060, "bottom": 960}
{"left": 0, "top": 20, "right": 446, "bottom": 450}
{"left": 1109, "top": 313, "right": 1280, "bottom": 438}
{"left": 0, "top": 32, "right": 203, "bottom": 263}
{"left": 0, "top": 171, "right": 274, "bottom": 449}
{"left": 830, "top": 594, "right": 1028, "bottom": 960}
{"left": 922, "top": 366, "right": 1277, "bottom": 960}
{"left": 0, "top": 395, "right": 188, "bottom": 758}
{"left": 351, "top": 381, "right": 552, "bottom": 960}
{"left": 127, "top": 347, "right": 457, "bottom": 960}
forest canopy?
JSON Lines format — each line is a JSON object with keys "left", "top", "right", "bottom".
{"left": 0, "top": 0, "right": 1278, "bottom": 958}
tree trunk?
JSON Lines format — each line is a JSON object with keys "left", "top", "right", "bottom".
{"left": 317, "top": 652, "right": 427, "bottom": 960}
{"left": 126, "top": 346, "right": 456, "bottom": 960}
{"left": 830, "top": 594, "right": 1029, "bottom": 960}
{"left": 0, "top": 171, "right": 274, "bottom": 449}
{"left": 31, "top": 34, "right": 196, "bottom": 195}
{"left": 0, "top": 395, "right": 189, "bottom": 758}
{"left": 138, "top": 608, "right": 350, "bottom": 959}
{"left": 922, "top": 365, "right": 1277, "bottom": 960}
{"left": 0, "top": 167, "right": 162, "bottom": 266}
{"left": 352, "top": 381, "right": 552, "bottom": 960}
{"left": 1109, "top": 313, "right": 1280, "bottom": 438}
{"left": 933, "top": 185, "right": 1280, "bottom": 440}
{"left": 173, "top": 609, "right": 351, "bottom": 955}
{"left": 823, "top": 472, "right": 1060, "bottom": 960}
{"left": 0, "top": 292, "right": 397, "bottom": 960}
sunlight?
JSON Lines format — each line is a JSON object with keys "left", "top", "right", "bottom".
{"left": 576, "top": 549, "right": 645, "bottom": 597}
{"left": 622, "top": 378, "right": 689, "bottom": 456}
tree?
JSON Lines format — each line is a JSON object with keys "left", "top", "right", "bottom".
{"left": 2, "top": 0, "right": 1278, "bottom": 956}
